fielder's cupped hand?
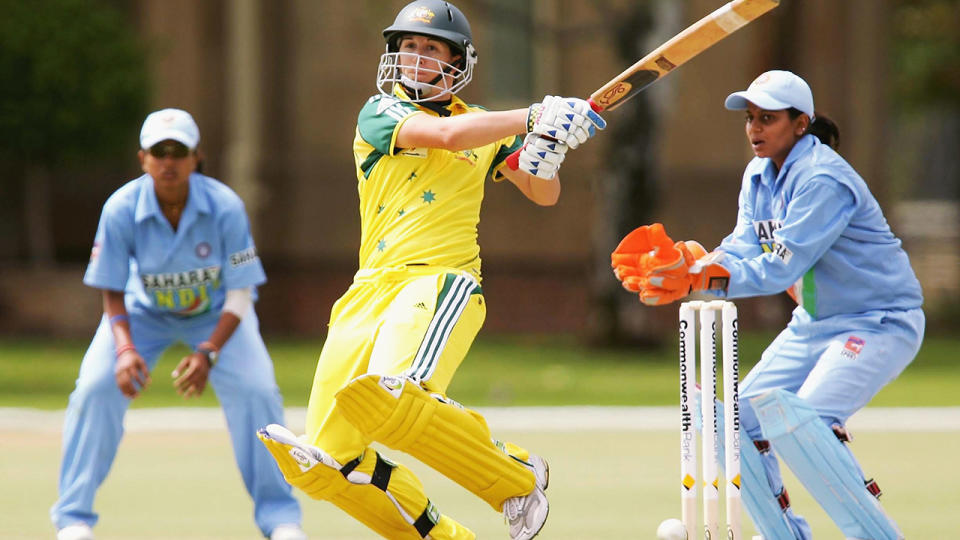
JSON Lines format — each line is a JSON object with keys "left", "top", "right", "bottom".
{"left": 172, "top": 352, "right": 211, "bottom": 398}
{"left": 115, "top": 349, "right": 151, "bottom": 399}
{"left": 517, "top": 133, "right": 568, "bottom": 180}
{"left": 528, "top": 95, "right": 606, "bottom": 148}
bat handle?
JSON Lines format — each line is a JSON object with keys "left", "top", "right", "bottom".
{"left": 506, "top": 97, "right": 605, "bottom": 171}
{"left": 505, "top": 147, "right": 523, "bottom": 171}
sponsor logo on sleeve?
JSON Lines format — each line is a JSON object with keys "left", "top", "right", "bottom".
{"left": 229, "top": 247, "right": 259, "bottom": 268}
{"left": 772, "top": 242, "right": 793, "bottom": 264}
{"left": 754, "top": 219, "right": 793, "bottom": 263}
{"left": 754, "top": 219, "right": 782, "bottom": 243}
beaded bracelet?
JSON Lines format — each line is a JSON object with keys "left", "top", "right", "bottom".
{"left": 115, "top": 343, "right": 137, "bottom": 358}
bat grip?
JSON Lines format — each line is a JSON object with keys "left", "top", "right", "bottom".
{"left": 507, "top": 96, "right": 604, "bottom": 171}
{"left": 505, "top": 147, "right": 522, "bottom": 171}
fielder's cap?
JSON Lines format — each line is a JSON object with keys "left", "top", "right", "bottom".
{"left": 724, "top": 70, "right": 815, "bottom": 119}
{"left": 139, "top": 108, "right": 200, "bottom": 150}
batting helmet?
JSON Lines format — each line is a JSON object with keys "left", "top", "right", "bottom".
{"left": 383, "top": 1, "right": 476, "bottom": 66}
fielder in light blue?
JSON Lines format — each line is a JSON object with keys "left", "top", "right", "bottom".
{"left": 621, "top": 71, "right": 923, "bottom": 539}
{"left": 51, "top": 109, "right": 304, "bottom": 540}
{"left": 715, "top": 71, "right": 923, "bottom": 540}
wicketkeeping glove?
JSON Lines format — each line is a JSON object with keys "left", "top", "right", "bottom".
{"left": 527, "top": 95, "right": 606, "bottom": 149}
{"left": 611, "top": 223, "right": 683, "bottom": 292}
{"left": 638, "top": 242, "right": 731, "bottom": 306}
{"left": 516, "top": 133, "right": 568, "bottom": 179}
{"left": 611, "top": 222, "right": 730, "bottom": 306}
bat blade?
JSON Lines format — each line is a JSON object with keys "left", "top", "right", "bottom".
{"left": 506, "top": 0, "right": 779, "bottom": 171}
{"left": 591, "top": 0, "right": 780, "bottom": 111}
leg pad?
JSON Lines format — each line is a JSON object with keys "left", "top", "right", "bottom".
{"left": 709, "top": 400, "right": 807, "bottom": 540}
{"left": 335, "top": 374, "right": 535, "bottom": 510}
{"left": 753, "top": 389, "right": 904, "bottom": 540}
{"left": 257, "top": 424, "right": 474, "bottom": 539}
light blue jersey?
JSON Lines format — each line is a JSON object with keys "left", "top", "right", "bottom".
{"left": 53, "top": 172, "right": 300, "bottom": 536}
{"left": 716, "top": 134, "right": 923, "bottom": 319}
{"left": 710, "top": 135, "right": 925, "bottom": 539}
{"left": 84, "top": 172, "right": 265, "bottom": 317}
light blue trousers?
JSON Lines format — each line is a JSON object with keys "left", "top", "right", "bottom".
{"left": 50, "top": 309, "right": 301, "bottom": 536}
{"left": 740, "top": 306, "right": 925, "bottom": 537}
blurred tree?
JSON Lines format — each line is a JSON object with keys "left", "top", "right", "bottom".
{"left": 0, "top": 0, "right": 148, "bottom": 266}
{"left": 588, "top": 2, "right": 660, "bottom": 348}
{"left": 892, "top": 0, "right": 960, "bottom": 110}
{"left": 890, "top": 0, "right": 960, "bottom": 331}
{"left": 890, "top": 0, "right": 960, "bottom": 201}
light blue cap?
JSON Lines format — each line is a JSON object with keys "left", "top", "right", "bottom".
{"left": 724, "top": 70, "right": 815, "bottom": 119}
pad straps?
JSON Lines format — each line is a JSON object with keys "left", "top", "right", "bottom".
{"left": 339, "top": 451, "right": 439, "bottom": 538}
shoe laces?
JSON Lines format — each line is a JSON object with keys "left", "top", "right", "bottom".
{"left": 504, "top": 495, "right": 526, "bottom": 522}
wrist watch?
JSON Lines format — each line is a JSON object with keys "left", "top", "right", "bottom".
{"left": 196, "top": 344, "right": 219, "bottom": 367}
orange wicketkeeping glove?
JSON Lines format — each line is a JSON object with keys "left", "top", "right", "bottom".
{"left": 638, "top": 242, "right": 731, "bottom": 306}
{"left": 611, "top": 223, "right": 685, "bottom": 293}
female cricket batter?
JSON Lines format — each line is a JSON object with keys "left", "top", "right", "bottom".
{"left": 256, "top": 1, "right": 605, "bottom": 539}
{"left": 52, "top": 109, "right": 305, "bottom": 540}
{"left": 611, "top": 70, "right": 924, "bottom": 539}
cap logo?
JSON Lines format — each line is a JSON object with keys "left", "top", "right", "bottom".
{"left": 409, "top": 6, "right": 435, "bottom": 24}
{"left": 160, "top": 113, "right": 178, "bottom": 125}
{"left": 750, "top": 73, "right": 772, "bottom": 87}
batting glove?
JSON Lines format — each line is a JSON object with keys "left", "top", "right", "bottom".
{"left": 517, "top": 133, "right": 568, "bottom": 180}
{"left": 527, "top": 95, "right": 606, "bottom": 149}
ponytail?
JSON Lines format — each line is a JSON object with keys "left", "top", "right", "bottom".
{"left": 788, "top": 108, "right": 840, "bottom": 150}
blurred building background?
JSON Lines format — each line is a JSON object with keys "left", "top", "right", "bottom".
{"left": 0, "top": 0, "right": 957, "bottom": 343}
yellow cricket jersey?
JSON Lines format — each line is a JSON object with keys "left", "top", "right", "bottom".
{"left": 352, "top": 87, "right": 522, "bottom": 280}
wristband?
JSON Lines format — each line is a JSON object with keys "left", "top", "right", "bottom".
{"left": 115, "top": 343, "right": 137, "bottom": 358}
{"left": 526, "top": 103, "right": 543, "bottom": 133}
{"left": 195, "top": 341, "right": 220, "bottom": 368}
{"left": 109, "top": 314, "right": 129, "bottom": 326}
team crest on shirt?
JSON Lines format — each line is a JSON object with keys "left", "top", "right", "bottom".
{"left": 754, "top": 219, "right": 793, "bottom": 264}
{"left": 841, "top": 336, "right": 866, "bottom": 359}
{"left": 195, "top": 241, "right": 211, "bottom": 258}
{"left": 453, "top": 149, "right": 479, "bottom": 167}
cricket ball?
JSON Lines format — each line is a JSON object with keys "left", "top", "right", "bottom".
{"left": 656, "top": 518, "right": 688, "bottom": 540}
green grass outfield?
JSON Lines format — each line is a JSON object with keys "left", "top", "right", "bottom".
{"left": 2, "top": 335, "right": 958, "bottom": 538}
{"left": 3, "top": 412, "right": 959, "bottom": 539}
{"left": 1, "top": 333, "right": 959, "bottom": 409}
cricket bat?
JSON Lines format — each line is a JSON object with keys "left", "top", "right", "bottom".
{"left": 507, "top": 0, "right": 780, "bottom": 170}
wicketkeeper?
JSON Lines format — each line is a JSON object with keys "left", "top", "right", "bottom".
{"left": 611, "top": 71, "right": 923, "bottom": 540}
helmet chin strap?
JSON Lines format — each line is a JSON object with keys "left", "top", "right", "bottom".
{"left": 399, "top": 74, "right": 452, "bottom": 101}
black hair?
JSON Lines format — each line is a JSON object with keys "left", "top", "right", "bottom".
{"left": 788, "top": 107, "right": 840, "bottom": 150}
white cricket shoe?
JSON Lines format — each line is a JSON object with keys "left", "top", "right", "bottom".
{"left": 270, "top": 524, "right": 307, "bottom": 540}
{"left": 503, "top": 454, "right": 550, "bottom": 540}
{"left": 57, "top": 523, "right": 94, "bottom": 540}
